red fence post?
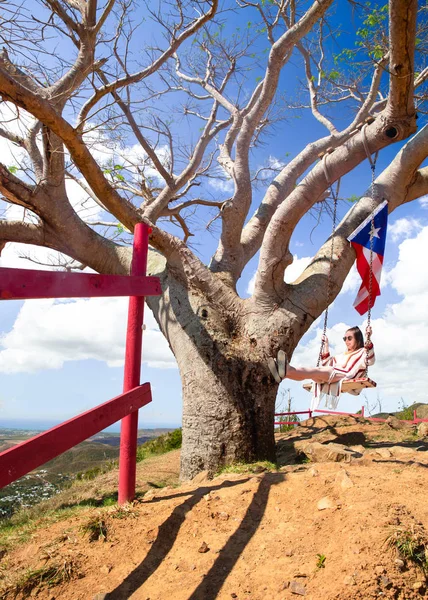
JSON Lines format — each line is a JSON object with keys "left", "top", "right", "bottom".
{"left": 413, "top": 409, "right": 417, "bottom": 423}
{"left": 361, "top": 406, "right": 365, "bottom": 418}
{"left": 118, "top": 223, "right": 150, "bottom": 504}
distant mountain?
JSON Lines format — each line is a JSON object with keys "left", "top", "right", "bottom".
{"left": 371, "top": 402, "right": 428, "bottom": 420}
{"left": 40, "top": 441, "right": 120, "bottom": 474}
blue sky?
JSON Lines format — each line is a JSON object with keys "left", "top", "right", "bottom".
{"left": 1, "top": 1, "right": 428, "bottom": 430}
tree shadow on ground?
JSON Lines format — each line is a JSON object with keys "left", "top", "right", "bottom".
{"left": 104, "top": 473, "right": 285, "bottom": 600}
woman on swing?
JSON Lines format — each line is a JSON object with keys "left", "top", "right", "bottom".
{"left": 268, "top": 326, "right": 375, "bottom": 409}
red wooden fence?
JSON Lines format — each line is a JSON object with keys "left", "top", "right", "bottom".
{"left": 0, "top": 223, "right": 161, "bottom": 503}
{"left": 275, "top": 407, "right": 428, "bottom": 427}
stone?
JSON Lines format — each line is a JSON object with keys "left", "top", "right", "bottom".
{"left": 343, "top": 575, "right": 355, "bottom": 586}
{"left": 192, "top": 470, "right": 210, "bottom": 484}
{"left": 394, "top": 558, "right": 405, "bottom": 569}
{"left": 290, "top": 580, "right": 306, "bottom": 595}
{"left": 198, "top": 541, "right": 210, "bottom": 553}
{"left": 143, "top": 490, "right": 156, "bottom": 501}
{"left": 93, "top": 595, "right": 109, "bottom": 600}
{"left": 413, "top": 581, "right": 425, "bottom": 591}
{"left": 380, "top": 576, "right": 392, "bottom": 588}
{"left": 307, "top": 467, "right": 319, "bottom": 477}
{"left": 375, "top": 566, "right": 386, "bottom": 576}
{"left": 100, "top": 565, "right": 112, "bottom": 575}
{"left": 335, "top": 470, "right": 354, "bottom": 490}
{"left": 417, "top": 422, "right": 428, "bottom": 437}
{"left": 317, "top": 496, "right": 336, "bottom": 510}
{"left": 375, "top": 448, "right": 392, "bottom": 459}
{"left": 284, "top": 549, "right": 294, "bottom": 557}
{"left": 350, "top": 445, "right": 366, "bottom": 454}
{"left": 385, "top": 416, "right": 411, "bottom": 430}
{"left": 296, "top": 441, "right": 361, "bottom": 463}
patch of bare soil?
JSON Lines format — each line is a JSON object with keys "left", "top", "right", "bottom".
{"left": 1, "top": 417, "right": 428, "bottom": 600}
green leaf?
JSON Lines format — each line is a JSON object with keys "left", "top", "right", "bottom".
{"left": 8, "top": 166, "right": 18, "bottom": 174}
{"left": 356, "top": 27, "right": 369, "bottom": 39}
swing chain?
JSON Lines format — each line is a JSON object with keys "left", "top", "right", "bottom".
{"left": 364, "top": 155, "right": 378, "bottom": 375}
{"left": 317, "top": 174, "right": 340, "bottom": 367}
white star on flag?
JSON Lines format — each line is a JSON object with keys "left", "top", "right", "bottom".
{"left": 369, "top": 224, "right": 381, "bottom": 239}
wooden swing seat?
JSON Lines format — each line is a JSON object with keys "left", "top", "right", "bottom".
{"left": 302, "top": 377, "right": 377, "bottom": 393}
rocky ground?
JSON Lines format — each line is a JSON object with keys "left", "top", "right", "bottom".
{"left": 0, "top": 415, "right": 427, "bottom": 600}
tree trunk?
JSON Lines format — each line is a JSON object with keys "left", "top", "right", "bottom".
{"left": 179, "top": 345, "right": 277, "bottom": 480}
{"left": 146, "top": 261, "right": 279, "bottom": 481}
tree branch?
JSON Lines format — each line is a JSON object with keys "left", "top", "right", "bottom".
{"left": 0, "top": 220, "right": 45, "bottom": 249}
{"left": 387, "top": 0, "right": 417, "bottom": 117}
{"left": 209, "top": 0, "right": 334, "bottom": 282}
{"left": 77, "top": 0, "right": 219, "bottom": 128}
{"left": 0, "top": 66, "right": 140, "bottom": 230}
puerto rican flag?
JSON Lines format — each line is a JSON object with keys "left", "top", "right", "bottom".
{"left": 347, "top": 200, "right": 388, "bottom": 316}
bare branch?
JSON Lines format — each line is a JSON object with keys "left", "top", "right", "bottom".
{"left": 77, "top": 0, "right": 219, "bottom": 128}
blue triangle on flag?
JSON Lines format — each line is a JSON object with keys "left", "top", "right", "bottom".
{"left": 347, "top": 200, "right": 388, "bottom": 254}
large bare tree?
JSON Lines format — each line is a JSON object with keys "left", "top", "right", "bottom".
{"left": 0, "top": 0, "right": 426, "bottom": 479}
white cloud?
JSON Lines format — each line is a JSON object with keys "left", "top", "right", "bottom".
{"left": 0, "top": 240, "right": 62, "bottom": 271}
{"left": 387, "top": 226, "right": 428, "bottom": 296}
{"left": 267, "top": 155, "right": 286, "bottom": 170}
{"left": 208, "top": 177, "right": 234, "bottom": 194}
{"left": 419, "top": 195, "right": 428, "bottom": 209}
{"left": 0, "top": 297, "right": 176, "bottom": 374}
{"left": 389, "top": 217, "right": 423, "bottom": 242}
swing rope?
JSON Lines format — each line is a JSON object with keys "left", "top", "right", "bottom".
{"left": 361, "top": 124, "right": 379, "bottom": 376}
{"left": 317, "top": 154, "right": 340, "bottom": 367}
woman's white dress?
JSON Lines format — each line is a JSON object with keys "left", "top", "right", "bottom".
{"left": 311, "top": 343, "right": 375, "bottom": 411}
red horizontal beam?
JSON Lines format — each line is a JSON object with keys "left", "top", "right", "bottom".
{"left": 0, "top": 267, "right": 161, "bottom": 300}
{"left": 314, "top": 409, "right": 361, "bottom": 417}
{"left": 0, "top": 383, "right": 152, "bottom": 488}
{"left": 275, "top": 411, "right": 311, "bottom": 417}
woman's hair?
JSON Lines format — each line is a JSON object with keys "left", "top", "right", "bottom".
{"left": 347, "top": 326, "right": 364, "bottom": 349}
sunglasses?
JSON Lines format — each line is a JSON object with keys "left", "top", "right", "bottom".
{"left": 343, "top": 335, "right": 354, "bottom": 341}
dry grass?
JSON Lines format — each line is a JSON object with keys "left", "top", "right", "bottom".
{"left": 1, "top": 559, "right": 82, "bottom": 598}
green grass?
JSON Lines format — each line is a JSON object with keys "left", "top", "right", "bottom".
{"left": 136, "top": 428, "right": 182, "bottom": 462}
{"left": 386, "top": 527, "right": 428, "bottom": 573}
{"left": 3, "top": 559, "right": 81, "bottom": 597}
{"left": 80, "top": 515, "right": 108, "bottom": 542}
{"left": 216, "top": 461, "right": 278, "bottom": 475}
{"left": 316, "top": 553, "right": 326, "bottom": 569}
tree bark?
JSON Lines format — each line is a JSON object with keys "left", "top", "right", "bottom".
{"left": 179, "top": 344, "right": 277, "bottom": 480}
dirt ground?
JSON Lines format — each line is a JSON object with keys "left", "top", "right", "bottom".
{"left": 1, "top": 416, "right": 428, "bottom": 600}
